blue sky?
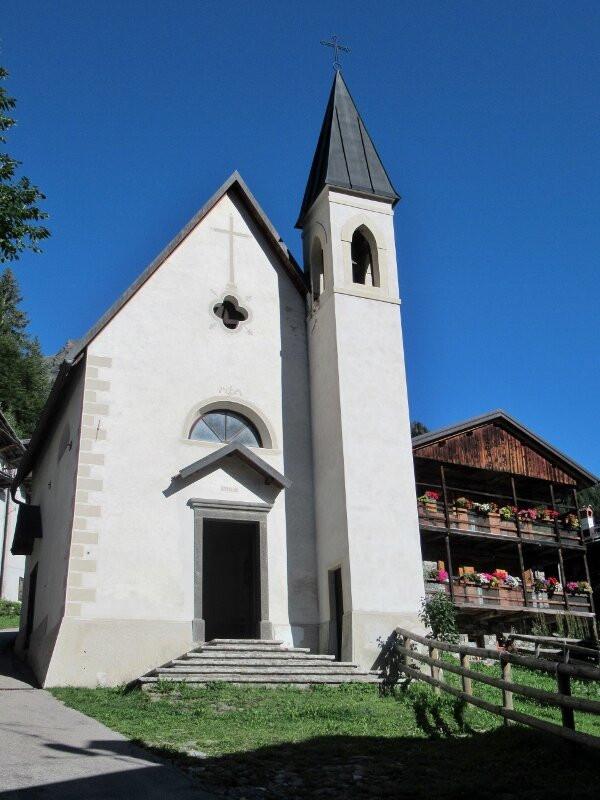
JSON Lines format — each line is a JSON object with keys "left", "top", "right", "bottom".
{"left": 2, "top": 1, "right": 599, "bottom": 474}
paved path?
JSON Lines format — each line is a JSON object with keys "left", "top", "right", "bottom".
{"left": 0, "top": 630, "right": 217, "bottom": 799}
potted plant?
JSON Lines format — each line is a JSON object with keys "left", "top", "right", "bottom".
{"left": 565, "top": 580, "right": 591, "bottom": 595}
{"left": 518, "top": 507, "right": 537, "bottom": 534}
{"left": 499, "top": 505, "right": 518, "bottom": 535}
{"left": 470, "top": 502, "right": 500, "bottom": 534}
{"left": 498, "top": 572, "right": 522, "bottom": 607}
{"left": 452, "top": 497, "right": 472, "bottom": 530}
{"left": 417, "top": 490, "right": 442, "bottom": 523}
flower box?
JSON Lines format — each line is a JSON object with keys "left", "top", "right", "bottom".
{"left": 451, "top": 507, "right": 469, "bottom": 530}
{"left": 418, "top": 501, "right": 445, "bottom": 527}
{"left": 499, "top": 518, "right": 518, "bottom": 536}
{"left": 488, "top": 511, "right": 500, "bottom": 535}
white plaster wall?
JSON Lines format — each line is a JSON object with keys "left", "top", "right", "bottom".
{"left": 303, "top": 187, "right": 424, "bottom": 668}
{"left": 46, "top": 190, "right": 318, "bottom": 685}
{"left": 0, "top": 487, "right": 24, "bottom": 602}
{"left": 16, "top": 367, "right": 85, "bottom": 681}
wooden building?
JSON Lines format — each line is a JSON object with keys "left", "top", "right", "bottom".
{"left": 412, "top": 411, "right": 598, "bottom": 635}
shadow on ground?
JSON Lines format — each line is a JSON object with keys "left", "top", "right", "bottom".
{"left": 139, "top": 725, "right": 596, "bottom": 800}
{"left": 0, "top": 630, "right": 37, "bottom": 688}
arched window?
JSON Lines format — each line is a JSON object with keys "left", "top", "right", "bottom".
{"left": 351, "top": 229, "right": 376, "bottom": 286}
{"left": 189, "top": 410, "right": 262, "bottom": 448}
{"left": 310, "top": 238, "right": 325, "bottom": 300}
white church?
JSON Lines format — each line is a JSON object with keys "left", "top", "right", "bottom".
{"left": 11, "top": 71, "right": 425, "bottom": 687}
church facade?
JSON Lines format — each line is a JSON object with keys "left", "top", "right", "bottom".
{"left": 12, "top": 72, "right": 424, "bottom": 687}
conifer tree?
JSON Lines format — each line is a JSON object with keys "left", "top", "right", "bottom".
{"left": 0, "top": 267, "right": 49, "bottom": 436}
{"left": 0, "top": 66, "right": 51, "bottom": 436}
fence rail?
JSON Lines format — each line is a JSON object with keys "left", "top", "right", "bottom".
{"left": 394, "top": 626, "right": 600, "bottom": 749}
{"left": 504, "top": 632, "right": 600, "bottom": 665}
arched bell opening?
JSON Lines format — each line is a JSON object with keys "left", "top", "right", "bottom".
{"left": 351, "top": 227, "right": 380, "bottom": 287}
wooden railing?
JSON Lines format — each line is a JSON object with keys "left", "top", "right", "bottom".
{"left": 426, "top": 579, "right": 594, "bottom": 614}
{"left": 394, "top": 626, "right": 600, "bottom": 748}
{"left": 418, "top": 502, "right": 583, "bottom": 545}
{"left": 505, "top": 632, "right": 600, "bottom": 666}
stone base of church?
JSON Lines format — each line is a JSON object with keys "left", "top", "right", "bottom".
{"left": 320, "top": 610, "right": 426, "bottom": 672}
{"left": 273, "top": 622, "right": 319, "bottom": 652}
{"left": 39, "top": 618, "right": 195, "bottom": 688}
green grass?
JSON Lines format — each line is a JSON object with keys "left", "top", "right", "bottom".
{"left": 0, "top": 599, "right": 20, "bottom": 629}
{"left": 51, "top": 680, "right": 600, "bottom": 799}
{"left": 437, "top": 653, "right": 600, "bottom": 737}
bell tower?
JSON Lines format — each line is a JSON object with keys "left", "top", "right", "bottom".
{"left": 298, "top": 71, "right": 424, "bottom": 668}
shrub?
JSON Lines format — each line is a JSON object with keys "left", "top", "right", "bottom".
{"left": 419, "top": 593, "right": 459, "bottom": 643}
{"left": 0, "top": 599, "right": 21, "bottom": 617}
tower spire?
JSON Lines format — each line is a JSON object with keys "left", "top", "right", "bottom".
{"left": 296, "top": 71, "right": 399, "bottom": 228}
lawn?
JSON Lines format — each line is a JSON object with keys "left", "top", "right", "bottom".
{"left": 52, "top": 678, "right": 600, "bottom": 799}
{"left": 0, "top": 615, "right": 20, "bottom": 629}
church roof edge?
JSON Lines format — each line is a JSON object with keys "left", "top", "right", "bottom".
{"left": 65, "top": 171, "right": 307, "bottom": 362}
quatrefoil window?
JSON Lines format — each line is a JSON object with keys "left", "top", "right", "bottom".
{"left": 213, "top": 295, "right": 248, "bottom": 330}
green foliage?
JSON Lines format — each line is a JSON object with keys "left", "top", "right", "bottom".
{"left": 419, "top": 592, "right": 459, "bottom": 643}
{"left": 555, "top": 613, "right": 593, "bottom": 641}
{"left": 0, "top": 66, "right": 49, "bottom": 262}
{"left": 530, "top": 613, "right": 551, "bottom": 637}
{"left": 0, "top": 598, "right": 21, "bottom": 628}
{"left": 578, "top": 483, "right": 600, "bottom": 518}
{"left": 0, "top": 267, "right": 50, "bottom": 436}
{"left": 411, "top": 420, "right": 429, "bottom": 437}
{"left": 0, "top": 598, "right": 21, "bottom": 616}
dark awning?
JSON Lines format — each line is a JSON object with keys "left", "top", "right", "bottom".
{"left": 11, "top": 504, "right": 42, "bottom": 556}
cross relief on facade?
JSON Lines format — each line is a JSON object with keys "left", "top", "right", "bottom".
{"left": 212, "top": 214, "right": 251, "bottom": 287}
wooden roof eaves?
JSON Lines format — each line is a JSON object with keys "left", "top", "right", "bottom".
{"left": 411, "top": 409, "right": 598, "bottom": 488}
{"left": 65, "top": 171, "right": 308, "bottom": 362}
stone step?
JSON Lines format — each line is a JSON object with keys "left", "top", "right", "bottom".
{"left": 181, "top": 651, "right": 336, "bottom": 662}
{"left": 142, "top": 672, "right": 379, "bottom": 685}
{"left": 205, "top": 639, "right": 284, "bottom": 646}
{"left": 191, "top": 643, "right": 311, "bottom": 653}
{"left": 172, "top": 657, "right": 343, "bottom": 668}
{"left": 159, "top": 664, "right": 361, "bottom": 675}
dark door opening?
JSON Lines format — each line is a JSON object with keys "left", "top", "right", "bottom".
{"left": 203, "top": 519, "right": 260, "bottom": 641}
{"left": 24, "top": 563, "right": 38, "bottom": 649}
{"left": 329, "top": 568, "right": 344, "bottom": 661}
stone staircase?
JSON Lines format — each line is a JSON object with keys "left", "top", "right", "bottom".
{"left": 139, "top": 639, "right": 380, "bottom": 688}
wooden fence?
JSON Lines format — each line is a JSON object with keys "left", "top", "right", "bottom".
{"left": 394, "top": 626, "right": 600, "bottom": 749}
{"left": 504, "top": 632, "right": 600, "bottom": 666}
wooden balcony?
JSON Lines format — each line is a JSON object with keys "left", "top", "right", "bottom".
{"left": 426, "top": 578, "right": 594, "bottom": 616}
{"left": 418, "top": 502, "right": 584, "bottom": 547}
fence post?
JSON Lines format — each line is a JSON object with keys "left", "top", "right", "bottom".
{"left": 500, "top": 654, "right": 513, "bottom": 726}
{"left": 460, "top": 651, "right": 472, "bottom": 695}
{"left": 429, "top": 645, "right": 441, "bottom": 695}
{"left": 557, "top": 667, "right": 575, "bottom": 730}
{"left": 402, "top": 636, "right": 411, "bottom": 669}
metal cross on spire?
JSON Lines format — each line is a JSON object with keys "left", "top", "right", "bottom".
{"left": 320, "top": 35, "right": 350, "bottom": 71}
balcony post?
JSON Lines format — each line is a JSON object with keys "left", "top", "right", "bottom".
{"left": 572, "top": 488, "right": 585, "bottom": 545}
{"left": 549, "top": 484, "right": 562, "bottom": 545}
{"left": 557, "top": 547, "right": 571, "bottom": 613}
{"left": 440, "top": 465, "right": 455, "bottom": 601}
{"left": 511, "top": 477, "right": 529, "bottom": 608}
{"left": 582, "top": 551, "right": 596, "bottom": 617}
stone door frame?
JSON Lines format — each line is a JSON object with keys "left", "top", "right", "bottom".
{"left": 187, "top": 499, "right": 272, "bottom": 642}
